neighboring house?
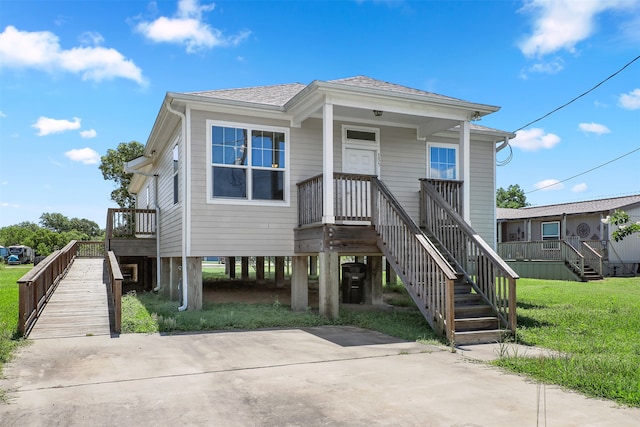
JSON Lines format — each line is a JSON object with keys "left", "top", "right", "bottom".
{"left": 118, "top": 76, "right": 519, "bottom": 344}
{"left": 497, "top": 194, "right": 640, "bottom": 280}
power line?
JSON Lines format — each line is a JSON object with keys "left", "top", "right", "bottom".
{"left": 525, "top": 146, "right": 640, "bottom": 194}
{"left": 513, "top": 54, "right": 640, "bottom": 133}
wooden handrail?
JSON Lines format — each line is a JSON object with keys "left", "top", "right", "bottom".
{"left": 106, "top": 251, "right": 123, "bottom": 333}
{"left": 18, "top": 240, "right": 78, "bottom": 336}
{"left": 581, "top": 242, "right": 603, "bottom": 277}
{"left": 420, "top": 180, "right": 518, "bottom": 332}
{"left": 106, "top": 208, "right": 156, "bottom": 239}
{"left": 372, "top": 178, "right": 458, "bottom": 342}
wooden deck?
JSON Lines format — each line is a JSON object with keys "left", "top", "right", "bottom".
{"left": 29, "top": 258, "right": 111, "bottom": 339}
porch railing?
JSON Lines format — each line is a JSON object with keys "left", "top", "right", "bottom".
{"left": 498, "top": 240, "right": 602, "bottom": 278}
{"left": 106, "top": 208, "right": 156, "bottom": 238}
{"left": 372, "top": 178, "right": 458, "bottom": 342}
{"left": 420, "top": 178, "right": 463, "bottom": 215}
{"left": 106, "top": 251, "right": 123, "bottom": 333}
{"left": 297, "top": 173, "right": 374, "bottom": 226}
{"left": 420, "top": 180, "right": 518, "bottom": 332}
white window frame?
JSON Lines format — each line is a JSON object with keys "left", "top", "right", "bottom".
{"left": 427, "top": 142, "right": 459, "bottom": 180}
{"left": 173, "top": 144, "right": 179, "bottom": 205}
{"left": 206, "top": 119, "right": 290, "bottom": 206}
{"left": 541, "top": 221, "right": 561, "bottom": 250}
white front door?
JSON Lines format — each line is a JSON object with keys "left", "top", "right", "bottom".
{"left": 343, "top": 147, "right": 377, "bottom": 175}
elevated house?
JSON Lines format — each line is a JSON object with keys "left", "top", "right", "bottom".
{"left": 497, "top": 194, "right": 640, "bottom": 280}
{"left": 118, "top": 76, "right": 518, "bottom": 344}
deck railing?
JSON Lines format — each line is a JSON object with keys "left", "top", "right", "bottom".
{"left": 17, "top": 240, "right": 78, "bottom": 336}
{"left": 420, "top": 178, "right": 463, "bottom": 214}
{"left": 498, "top": 240, "right": 603, "bottom": 279}
{"left": 77, "top": 241, "right": 106, "bottom": 257}
{"left": 372, "top": 178, "right": 458, "bottom": 341}
{"left": 106, "top": 251, "right": 123, "bottom": 333}
{"left": 297, "top": 173, "right": 374, "bottom": 226}
{"left": 420, "top": 180, "right": 518, "bottom": 332}
{"left": 106, "top": 208, "right": 156, "bottom": 238}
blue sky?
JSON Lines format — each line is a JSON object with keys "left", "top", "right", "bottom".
{"left": 1, "top": 0, "right": 639, "bottom": 229}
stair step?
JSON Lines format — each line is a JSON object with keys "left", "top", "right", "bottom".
{"left": 455, "top": 304, "right": 494, "bottom": 318}
{"left": 454, "top": 283, "right": 472, "bottom": 294}
{"left": 454, "top": 329, "right": 508, "bottom": 345}
{"left": 454, "top": 293, "right": 484, "bottom": 305}
{"left": 455, "top": 316, "right": 500, "bottom": 331}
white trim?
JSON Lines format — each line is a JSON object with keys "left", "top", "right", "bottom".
{"left": 205, "top": 119, "right": 290, "bottom": 207}
{"left": 185, "top": 106, "right": 192, "bottom": 257}
{"left": 460, "top": 120, "right": 471, "bottom": 223}
{"left": 322, "top": 103, "right": 335, "bottom": 224}
{"left": 426, "top": 142, "right": 459, "bottom": 179}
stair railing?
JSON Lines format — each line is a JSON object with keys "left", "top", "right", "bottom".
{"left": 581, "top": 242, "right": 603, "bottom": 278}
{"left": 420, "top": 180, "right": 518, "bottom": 332}
{"left": 371, "top": 178, "right": 458, "bottom": 341}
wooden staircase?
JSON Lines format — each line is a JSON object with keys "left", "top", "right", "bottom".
{"left": 371, "top": 178, "right": 518, "bottom": 345}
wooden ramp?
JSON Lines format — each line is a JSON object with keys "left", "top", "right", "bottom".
{"left": 29, "top": 258, "right": 111, "bottom": 339}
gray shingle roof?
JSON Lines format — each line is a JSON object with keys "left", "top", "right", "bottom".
{"left": 184, "top": 76, "right": 472, "bottom": 108}
{"left": 497, "top": 194, "right": 640, "bottom": 220}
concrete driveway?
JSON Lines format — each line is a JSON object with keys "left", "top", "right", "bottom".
{"left": 1, "top": 326, "right": 638, "bottom": 426}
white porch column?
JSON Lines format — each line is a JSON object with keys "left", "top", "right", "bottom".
{"left": 291, "top": 256, "right": 309, "bottom": 311}
{"left": 322, "top": 103, "right": 335, "bottom": 224}
{"left": 459, "top": 120, "right": 471, "bottom": 223}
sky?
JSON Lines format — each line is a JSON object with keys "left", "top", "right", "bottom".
{"left": 1, "top": 0, "right": 639, "bottom": 229}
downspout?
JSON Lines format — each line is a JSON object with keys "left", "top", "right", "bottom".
{"left": 123, "top": 165, "right": 161, "bottom": 292}
{"left": 165, "top": 100, "right": 189, "bottom": 311}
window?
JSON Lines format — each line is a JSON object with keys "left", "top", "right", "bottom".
{"left": 428, "top": 144, "right": 457, "bottom": 179}
{"left": 208, "top": 121, "right": 288, "bottom": 203}
{"left": 173, "top": 145, "right": 179, "bottom": 204}
{"left": 541, "top": 221, "right": 560, "bottom": 240}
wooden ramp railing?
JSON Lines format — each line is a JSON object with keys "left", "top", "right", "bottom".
{"left": 18, "top": 240, "right": 121, "bottom": 337}
{"left": 371, "top": 178, "right": 459, "bottom": 342}
{"left": 420, "top": 180, "right": 518, "bottom": 333}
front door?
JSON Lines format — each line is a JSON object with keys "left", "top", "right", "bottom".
{"left": 340, "top": 127, "right": 380, "bottom": 222}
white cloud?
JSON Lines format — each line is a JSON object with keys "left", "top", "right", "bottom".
{"left": 64, "top": 147, "right": 100, "bottom": 164}
{"left": 518, "top": 0, "right": 638, "bottom": 57}
{"left": 136, "top": 0, "right": 250, "bottom": 53}
{"left": 0, "top": 111, "right": 6, "bottom": 118}
{"left": 1, "top": 202, "right": 20, "bottom": 209}
{"left": 80, "top": 129, "right": 97, "bottom": 138}
{"left": 534, "top": 179, "right": 564, "bottom": 191}
{"left": 32, "top": 116, "right": 81, "bottom": 136}
{"left": 619, "top": 88, "right": 640, "bottom": 110}
{"left": 578, "top": 122, "right": 611, "bottom": 135}
{"left": 0, "top": 25, "right": 146, "bottom": 85}
{"left": 572, "top": 183, "right": 588, "bottom": 192}
{"left": 528, "top": 58, "right": 564, "bottom": 74}
{"left": 511, "top": 128, "right": 561, "bottom": 151}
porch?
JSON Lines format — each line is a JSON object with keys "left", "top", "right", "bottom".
{"left": 497, "top": 240, "right": 604, "bottom": 281}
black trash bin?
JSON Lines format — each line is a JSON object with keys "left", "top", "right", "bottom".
{"left": 341, "top": 262, "right": 367, "bottom": 304}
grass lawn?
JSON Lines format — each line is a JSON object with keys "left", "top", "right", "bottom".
{"left": 0, "top": 265, "right": 30, "bottom": 400}
{"left": 495, "top": 277, "right": 640, "bottom": 407}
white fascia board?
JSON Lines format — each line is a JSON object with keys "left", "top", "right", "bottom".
{"left": 311, "top": 81, "right": 500, "bottom": 116}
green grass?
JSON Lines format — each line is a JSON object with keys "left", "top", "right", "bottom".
{"left": 495, "top": 277, "right": 640, "bottom": 407}
{"left": 121, "top": 291, "right": 439, "bottom": 344}
{"left": 0, "top": 265, "right": 31, "bottom": 401}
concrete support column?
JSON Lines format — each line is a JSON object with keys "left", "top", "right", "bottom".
{"left": 186, "top": 256, "right": 202, "bottom": 310}
{"left": 368, "top": 256, "right": 383, "bottom": 304}
{"left": 291, "top": 256, "right": 309, "bottom": 311}
{"left": 256, "top": 256, "right": 265, "bottom": 284}
{"left": 227, "top": 257, "right": 236, "bottom": 279}
{"left": 241, "top": 257, "right": 249, "bottom": 280}
{"left": 309, "top": 256, "right": 317, "bottom": 276}
{"left": 160, "top": 257, "right": 171, "bottom": 298}
{"left": 275, "top": 256, "right": 285, "bottom": 287}
{"left": 170, "top": 257, "right": 181, "bottom": 301}
{"left": 319, "top": 251, "right": 339, "bottom": 319}
{"left": 386, "top": 259, "right": 397, "bottom": 286}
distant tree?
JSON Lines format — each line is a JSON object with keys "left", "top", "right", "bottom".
{"left": 99, "top": 141, "right": 145, "bottom": 208}
{"left": 69, "top": 217, "right": 102, "bottom": 237}
{"left": 40, "top": 212, "right": 72, "bottom": 233}
{"left": 496, "top": 184, "right": 530, "bottom": 209}
{"left": 602, "top": 210, "right": 640, "bottom": 242}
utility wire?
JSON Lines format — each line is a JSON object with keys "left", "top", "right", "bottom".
{"left": 525, "top": 146, "right": 640, "bottom": 194}
{"left": 513, "top": 54, "right": 640, "bottom": 133}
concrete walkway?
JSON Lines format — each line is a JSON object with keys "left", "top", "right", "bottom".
{"left": 1, "top": 327, "right": 638, "bottom": 426}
